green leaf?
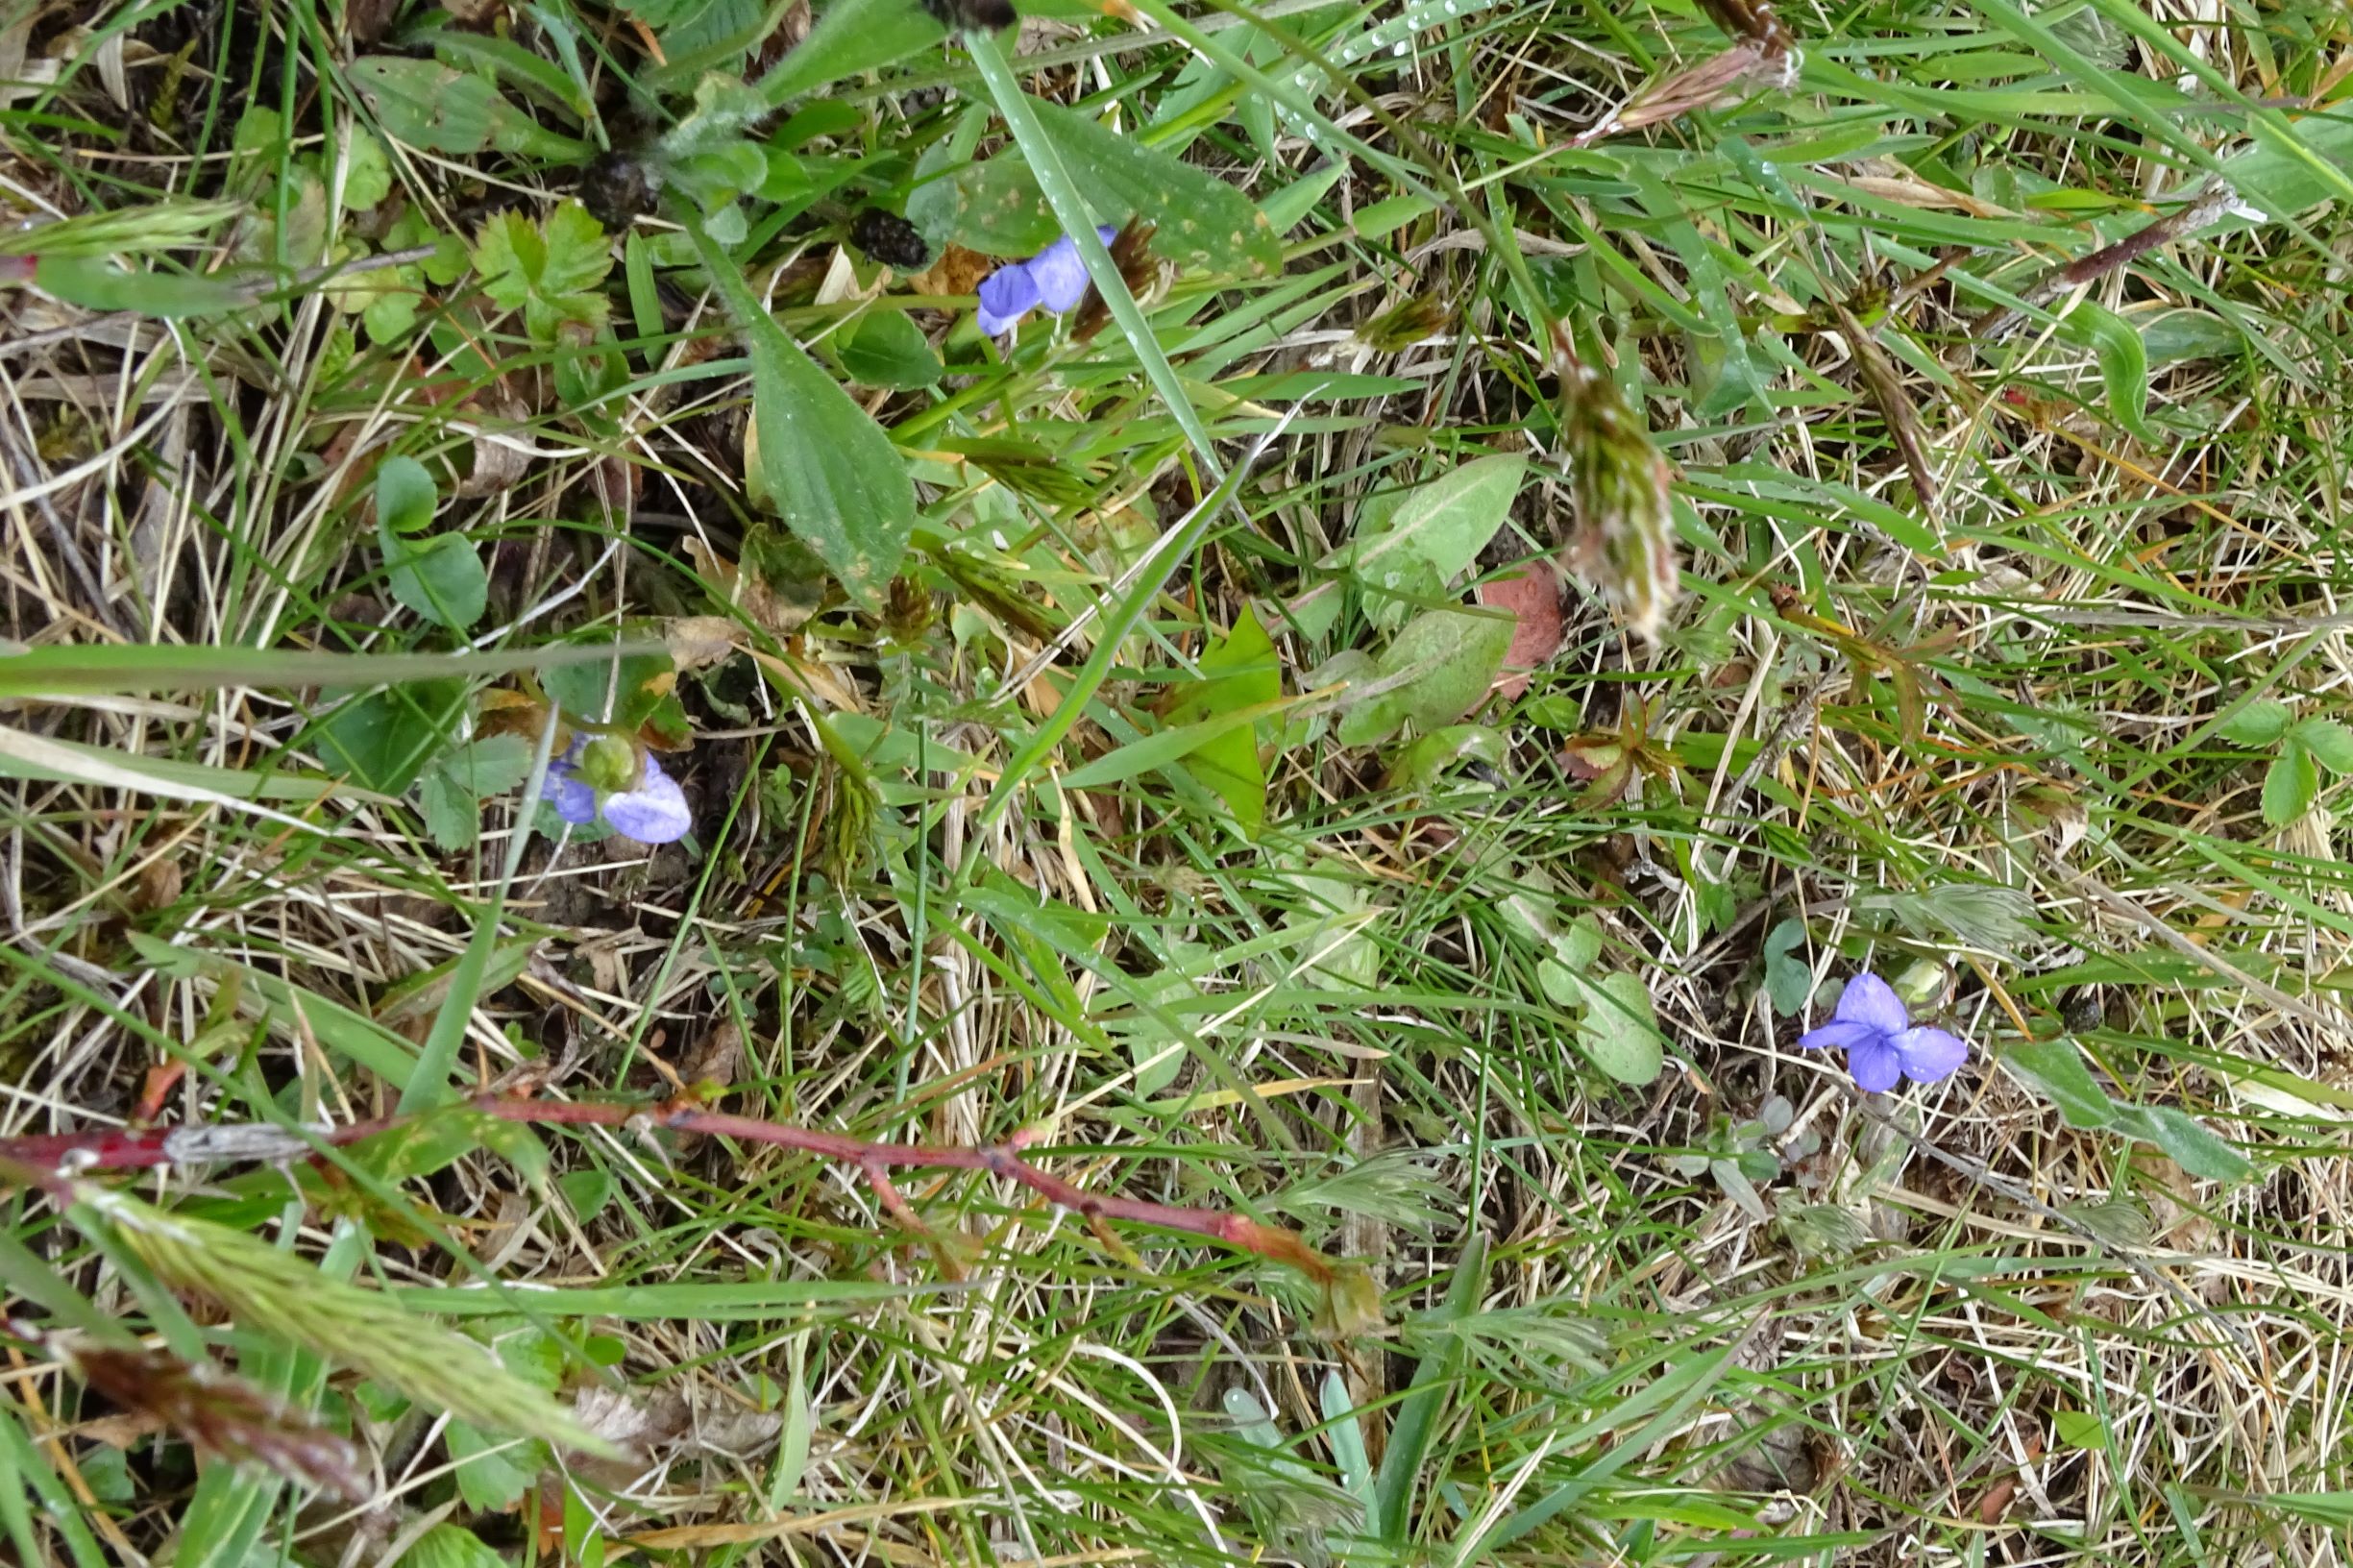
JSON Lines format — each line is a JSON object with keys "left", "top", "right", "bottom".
{"left": 907, "top": 158, "right": 1062, "bottom": 257}
{"left": 2001, "top": 1037, "right": 2116, "bottom": 1128}
{"left": 2219, "top": 108, "right": 2353, "bottom": 228}
{"left": 382, "top": 530, "right": 488, "bottom": 630}
{"left": 33, "top": 256, "right": 247, "bottom": 317}
{"left": 2293, "top": 717, "right": 2353, "bottom": 774}
{"left": 418, "top": 770, "right": 473, "bottom": 851}
{"left": 2218, "top": 698, "right": 2293, "bottom": 747}
{"left": 1336, "top": 605, "right": 1512, "bottom": 748}
{"left": 1346, "top": 454, "right": 1528, "bottom": 632}
{"left": 686, "top": 219, "right": 915, "bottom": 609}
{"left": 313, "top": 681, "right": 466, "bottom": 794}
{"left": 2052, "top": 1410, "right": 2105, "bottom": 1451}
{"left": 341, "top": 129, "right": 393, "bottom": 211}
{"left": 375, "top": 455, "right": 436, "bottom": 534}
{"left": 755, "top": 0, "right": 947, "bottom": 105}
{"left": 446, "top": 1423, "right": 540, "bottom": 1511}
{"left": 1575, "top": 970, "right": 1663, "bottom": 1086}
{"left": 440, "top": 735, "right": 535, "bottom": 796}
{"left": 542, "top": 649, "right": 674, "bottom": 728}
{"left": 1167, "top": 604, "right": 1280, "bottom": 836}
{"left": 1388, "top": 723, "right": 1506, "bottom": 792}
{"left": 2109, "top": 1103, "right": 2253, "bottom": 1182}
{"left": 1021, "top": 98, "right": 1283, "bottom": 278}
{"left": 406, "top": 1525, "right": 510, "bottom": 1568}
{"left": 1761, "top": 918, "right": 1811, "bottom": 1018}
{"left": 349, "top": 57, "right": 589, "bottom": 159}
{"left": 2264, "top": 742, "right": 2318, "bottom": 826}
{"left": 473, "top": 201, "right": 611, "bottom": 341}
{"left": 837, "top": 308, "right": 943, "bottom": 389}
{"left": 2057, "top": 299, "right": 2153, "bottom": 440}
{"left": 1058, "top": 698, "right": 1291, "bottom": 792}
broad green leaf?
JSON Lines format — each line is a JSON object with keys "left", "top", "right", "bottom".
{"left": 2057, "top": 298, "right": 2153, "bottom": 440}
{"left": 341, "top": 128, "right": 393, "bottom": 211}
{"left": 1762, "top": 918, "right": 1811, "bottom": 1018}
{"left": 2293, "top": 717, "right": 2353, "bottom": 774}
{"left": 313, "top": 681, "right": 467, "bottom": 794}
{"left": 2220, "top": 110, "right": 2353, "bottom": 228}
{"left": 1388, "top": 723, "right": 1506, "bottom": 791}
{"left": 382, "top": 530, "right": 489, "bottom": 630}
{"left": 418, "top": 770, "right": 473, "bottom": 851}
{"left": 756, "top": 0, "right": 947, "bottom": 104}
{"left": 446, "top": 1423, "right": 540, "bottom": 1511}
{"left": 2109, "top": 1103, "right": 2252, "bottom": 1182}
{"left": 1336, "top": 606, "right": 1512, "bottom": 748}
{"left": 440, "top": 735, "right": 536, "bottom": 796}
{"left": 543, "top": 649, "right": 674, "bottom": 729}
{"left": 907, "top": 158, "right": 1061, "bottom": 257}
{"left": 1575, "top": 970, "right": 1663, "bottom": 1086}
{"left": 2219, "top": 698, "right": 2293, "bottom": 746}
{"left": 1023, "top": 97, "right": 1284, "bottom": 277}
{"left": 1168, "top": 605, "right": 1280, "bottom": 836}
{"left": 2264, "top": 743, "right": 2317, "bottom": 826}
{"left": 348, "top": 57, "right": 589, "bottom": 160}
{"left": 1346, "top": 454, "right": 1527, "bottom": 632}
{"left": 2052, "top": 1410, "right": 2105, "bottom": 1451}
{"left": 2001, "top": 1037, "right": 2115, "bottom": 1128}
{"left": 406, "top": 1524, "right": 510, "bottom": 1568}
{"left": 688, "top": 221, "right": 915, "bottom": 608}
{"left": 376, "top": 455, "right": 437, "bottom": 534}
{"left": 838, "top": 308, "right": 943, "bottom": 389}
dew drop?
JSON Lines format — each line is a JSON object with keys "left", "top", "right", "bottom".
{"left": 1392, "top": 38, "right": 1409, "bottom": 55}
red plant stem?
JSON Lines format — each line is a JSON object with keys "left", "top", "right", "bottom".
{"left": 0, "top": 1095, "right": 1336, "bottom": 1284}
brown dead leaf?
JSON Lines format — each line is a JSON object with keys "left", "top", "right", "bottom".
{"left": 913, "top": 244, "right": 995, "bottom": 300}
{"left": 667, "top": 616, "right": 740, "bottom": 673}
{"left": 1475, "top": 568, "right": 1565, "bottom": 700}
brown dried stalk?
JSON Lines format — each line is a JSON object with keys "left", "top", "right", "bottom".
{"left": 0, "top": 1094, "right": 1337, "bottom": 1285}
{"left": 1966, "top": 177, "right": 2245, "bottom": 340}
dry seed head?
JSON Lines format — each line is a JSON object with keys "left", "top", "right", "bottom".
{"left": 1558, "top": 364, "right": 1679, "bottom": 642}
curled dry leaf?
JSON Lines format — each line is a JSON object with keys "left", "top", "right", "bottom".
{"left": 667, "top": 616, "right": 741, "bottom": 674}
{"left": 1474, "top": 567, "right": 1565, "bottom": 700}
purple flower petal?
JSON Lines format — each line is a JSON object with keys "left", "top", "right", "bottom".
{"left": 1846, "top": 1036, "right": 1902, "bottom": 1093}
{"left": 1797, "top": 1018, "right": 1878, "bottom": 1053}
{"left": 548, "top": 769, "right": 600, "bottom": 826}
{"left": 976, "top": 258, "right": 1042, "bottom": 336}
{"left": 1832, "top": 971, "right": 1909, "bottom": 1037}
{"left": 601, "top": 759, "right": 691, "bottom": 845}
{"left": 1024, "top": 234, "right": 1091, "bottom": 314}
{"left": 1893, "top": 1025, "right": 1969, "bottom": 1084}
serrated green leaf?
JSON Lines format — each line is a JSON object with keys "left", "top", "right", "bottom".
{"left": 341, "top": 128, "right": 392, "bottom": 211}
{"left": 313, "top": 681, "right": 467, "bottom": 795}
{"left": 406, "top": 1525, "right": 509, "bottom": 1568}
{"left": 473, "top": 201, "right": 611, "bottom": 341}
{"left": 440, "top": 735, "right": 535, "bottom": 796}
{"left": 2294, "top": 717, "right": 2353, "bottom": 774}
{"left": 1022, "top": 98, "right": 1283, "bottom": 278}
{"left": 2264, "top": 743, "right": 2318, "bottom": 826}
{"left": 687, "top": 221, "right": 915, "bottom": 609}
{"left": 543, "top": 649, "right": 674, "bottom": 729}
{"left": 2218, "top": 698, "right": 2292, "bottom": 747}
{"left": 446, "top": 1423, "right": 541, "bottom": 1511}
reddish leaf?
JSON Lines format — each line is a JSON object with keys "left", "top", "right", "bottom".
{"left": 1475, "top": 569, "right": 1566, "bottom": 701}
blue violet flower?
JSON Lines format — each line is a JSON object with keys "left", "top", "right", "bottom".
{"left": 548, "top": 734, "right": 691, "bottom": 845}
{"left": 1797, "top": 970, "right": 1967, "bottom": 1092}
{"left": 976, "top": 227, "right": 1118, "bottom": 337}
